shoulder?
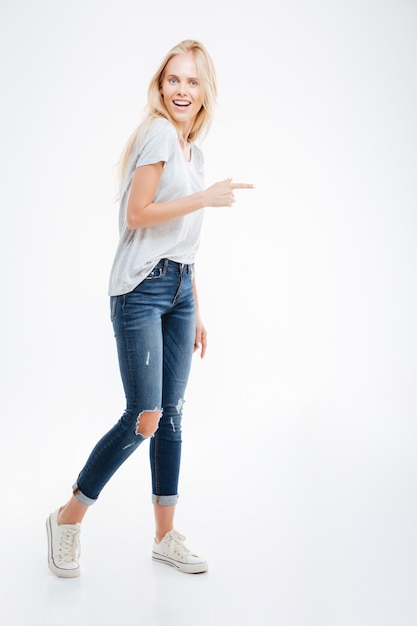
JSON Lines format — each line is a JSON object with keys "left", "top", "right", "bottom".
{"left": 191, "top": 142, "right": 204, "bottom": 165}
{"left": 145, "top": 117, "right": 177, "bottom": 142}
{"left": 192, "top": 142, "right": 203, "bottom": 158}
{"left": 135, "top": 117, "right": 178, "bottom": 167}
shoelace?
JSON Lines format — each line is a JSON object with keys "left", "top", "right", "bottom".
{"left": 167, "top": 530, "right": 190, "bottom": 558}
{"left": 59, "top": 527, "right": 81, "bottom": 562}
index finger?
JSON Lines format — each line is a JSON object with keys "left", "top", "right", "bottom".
{"left": 231, "top": 183, "right": 255, "bottom": 189}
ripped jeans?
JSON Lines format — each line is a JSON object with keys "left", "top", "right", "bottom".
{"left": 73, "top": 259, "right": 195, "bottom": 507}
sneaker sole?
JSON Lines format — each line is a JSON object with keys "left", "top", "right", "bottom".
{"left": 46, "top": 515, "right": 80, "bottom": 578}
{"left": 152, "top": 552, "right": 208, "bottom": 574}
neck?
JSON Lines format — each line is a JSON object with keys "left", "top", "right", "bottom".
{"left": 178, "top": 120, "right": 193, "bottom": 144}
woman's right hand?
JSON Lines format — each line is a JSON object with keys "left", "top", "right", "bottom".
{"left": 204, "top": 178, "right": 254, "bottom": 207}
{"left": 126, "top": 170, "right": 254, "bottom": 230}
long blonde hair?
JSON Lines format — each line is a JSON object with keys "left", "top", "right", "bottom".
{"left": 118, "top": 40, "right": 217, "bottom": 184}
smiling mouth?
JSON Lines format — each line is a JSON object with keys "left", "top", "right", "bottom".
{"left": 173, "top": 100, "right": 191, "bottom": 108}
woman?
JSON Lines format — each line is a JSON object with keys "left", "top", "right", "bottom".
{"left": 46, "top": 39, "right": 253, "bottom": 577}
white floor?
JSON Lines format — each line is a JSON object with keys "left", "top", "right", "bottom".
{"left": 2, "top": 390, "right": 417, "bottom": 626}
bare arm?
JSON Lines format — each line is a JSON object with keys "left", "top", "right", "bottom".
{"left": 126, "top": 162, "right": 254, "bottom": 230}
{"left": 192, "top": 276, "right": 207, "bottom": 358}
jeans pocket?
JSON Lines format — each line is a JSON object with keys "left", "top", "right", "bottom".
{"left": 110, "top": 296, "right": 118, "bottom": 321}
{"left": 144, "top": 266, "right": 164, "bottom": 281}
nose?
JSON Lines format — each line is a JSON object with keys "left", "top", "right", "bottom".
{"left": 176, "top": 82, "right": 188, "bottom": 95}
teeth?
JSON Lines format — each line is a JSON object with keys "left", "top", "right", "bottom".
{"left": 174, "top": 100, "right": 190, "bottom": 106}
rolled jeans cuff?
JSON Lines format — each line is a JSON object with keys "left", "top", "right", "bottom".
{"left": 152, "top": 494, "right": 179, "bottom": 506}
{"left": 72, "top": 483, "right": 97, "bottom": 507}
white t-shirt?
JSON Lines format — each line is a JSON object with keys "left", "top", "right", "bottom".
{"left": 108, "top": 118, "right": 205, "bottom": 295}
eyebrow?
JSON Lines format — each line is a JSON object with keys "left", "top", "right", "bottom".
{"left": 166, "top": 73, "right": 199, "bottom": 81}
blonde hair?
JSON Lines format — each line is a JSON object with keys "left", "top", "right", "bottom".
{"left": 118, "top": 40, "right": 217, "bottom": 184}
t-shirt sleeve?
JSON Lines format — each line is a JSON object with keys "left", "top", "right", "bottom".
{"left": 135, "top": 119, "right": 177, "bottom": 168}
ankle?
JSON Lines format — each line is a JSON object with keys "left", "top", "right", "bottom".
{"left": 155, "top": 528, "right": 173, "bottom": 544}
{"left": 57, "top": 495, "right": 89, "bottom": 525}
{"left": 57, "top": 506, "right": 83, "bottom": 526}
{"left": 57, "top": 507, "right": 71, "bottom": 526}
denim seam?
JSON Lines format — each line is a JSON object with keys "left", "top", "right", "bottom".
{"left": 122, "top": 294, "right": 139, "bottom": 437}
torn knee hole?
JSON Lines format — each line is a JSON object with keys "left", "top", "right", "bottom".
{"left": 136, "top": 409, "right": 162, "bottom": 437}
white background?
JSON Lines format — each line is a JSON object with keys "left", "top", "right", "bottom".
{"left": 1, "top": 1, "right": 416, "bottom": 624}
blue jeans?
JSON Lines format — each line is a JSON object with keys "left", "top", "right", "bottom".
{"left": 73, "top": 259, "right": 196, "bottom": 506}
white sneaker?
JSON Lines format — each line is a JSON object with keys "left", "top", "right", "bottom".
{"left": 46, "top": 509, "right": 81, "bottom": 578}
{"left": 152, "top": 530, "right": 208, "bottom": 574}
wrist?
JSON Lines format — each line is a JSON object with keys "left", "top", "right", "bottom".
{"left": 195, "top": 190, "right": 206, "bottom": 209}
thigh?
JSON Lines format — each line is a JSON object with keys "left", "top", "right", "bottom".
{"left": 111, "top": 289, "right": 164, "bottom": 411}
{"left": 162, "top": 277, "right": 196, "bottom": 407}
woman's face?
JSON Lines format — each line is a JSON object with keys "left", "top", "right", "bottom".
{"left": 160, "top": 52, "right": 203, "bottom": 132}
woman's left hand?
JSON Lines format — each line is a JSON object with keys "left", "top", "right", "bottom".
{"left": 194, "top": 314, "right": 207, "bottom": 358}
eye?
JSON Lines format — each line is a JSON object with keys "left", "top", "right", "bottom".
{"left": 190, "top": 80, "right": 199, "bottom": 87}
{"left": 169, "top": 78, "right": 178, "bottom": 84}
